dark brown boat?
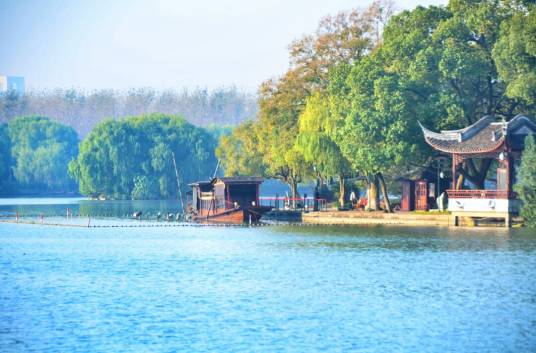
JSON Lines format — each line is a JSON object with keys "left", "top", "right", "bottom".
{"left": 187, "top": 177, "right": 272, "bottom": 224}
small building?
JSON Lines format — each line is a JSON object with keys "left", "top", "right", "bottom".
{"left": 400, "top": 166, "right": 451, "bottom": 212}
{"left": 420, "top": 115, "right": 536, "bottom": 226}
{"left": 0, "top": 76, "right": 25, "bottom": 94}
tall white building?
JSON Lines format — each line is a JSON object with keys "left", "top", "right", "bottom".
{"left": 0, "top": 76, "right": 25, "bottom": 94}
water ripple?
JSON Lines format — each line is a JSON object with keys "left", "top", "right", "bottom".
{"left": 0, "top": 223, "right": 535, "bottom": 352}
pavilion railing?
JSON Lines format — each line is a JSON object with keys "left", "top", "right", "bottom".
{"left": 258, "top": 197, "right": 328, "bottom": 211}
{"left": 446, "top": 190, "right": 516, "bottom": 199}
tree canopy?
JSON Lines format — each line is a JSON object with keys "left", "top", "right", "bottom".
{"left": 217, "top": 1, "right": 393, "bottom": 201}
{"left": 69, "top": 113, "right": 217, "bottom": 200}
{"left": 0, "top": 124, "right": 12, "bottom": 190}
{"left": 2, "top": 116, "right": 79, "bottom": 193}
{"left": 514, "top": 135, "right": 536, "bottom": 227}
{"left": 493, "top": 7, "right": 536, "bottom": 108}
{"left": 216, "top": 121, "right": 267, "bottom": 177}
{"left": 216, "top": 0, "right": 536, "bottom": 210}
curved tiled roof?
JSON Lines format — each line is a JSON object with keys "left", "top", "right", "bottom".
{"left": 420, "top": 115, "right": 536, "bottom": 154}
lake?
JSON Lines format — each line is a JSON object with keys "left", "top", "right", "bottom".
{"left": 0, "top": 198, "right": 535, "bottom": 352}
{"left": 0, "top": 198, "right": 182, "bottom": 219}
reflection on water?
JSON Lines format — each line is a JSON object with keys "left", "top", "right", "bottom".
{"left": 0, "top": 197, "right": 181, "bottom": 218}
{"left": 0, "top": 199, "right": 535, "bottom": 352}
{"left": 270, "top": 225, "right": 527, "bottom": 252}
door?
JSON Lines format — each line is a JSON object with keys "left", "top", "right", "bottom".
{"left": 401, "top": 180, "right": 415, "bottom": 211}
{"left": 415, "top": 180, "right": 428, "bottom": 211}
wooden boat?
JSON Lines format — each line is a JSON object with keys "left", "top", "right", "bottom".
{"left": 187, "top": 177, "right": 272, "bottom": 224}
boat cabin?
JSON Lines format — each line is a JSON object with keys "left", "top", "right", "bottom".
{"left": 420, "top": 115, "right": 536, "bottom": 226}
{"left": 188, "top": 180, "right": 212, "bottom": 215}
{"left": 188, "top": 177, "right": 263, "bottom": 217}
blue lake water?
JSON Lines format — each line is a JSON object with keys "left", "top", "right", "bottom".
{"left": 1, "top": 199, "right": 535, "bottom": 352}
{"left": 0, "top": 198, "right": 182, "bottom": 219}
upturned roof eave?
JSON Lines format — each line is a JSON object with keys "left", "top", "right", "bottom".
{"left": 423, "top": 136, "right": 506, "bottom": 155}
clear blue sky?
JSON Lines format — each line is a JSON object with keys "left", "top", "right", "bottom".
{"left": 0, "top": 0, "right": 447, "bottom": 92}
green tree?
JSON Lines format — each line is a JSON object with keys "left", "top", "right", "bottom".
{"left": 216, "top": 121, "right": 266, "bottom": 176}
{"left": 328, "top": 1, "right": 534, "bottom": 211}
{"left": 0, "top": 124, "right": 12, "bottom": 192}
{"left": 385, "top": 0, "right": 531, "bottom": 188}
{"left": 217, "top": 2, "right": 391, "bottom": 202}
{"left": 493, "top": 5, "right": 536, "bottom": 108}
{"left": 514, "top": 135, "right": 536, "bottom": 227}
{"left": 334, "top": 52, "right": 426, "bottom": 211}
{"left": 7, "top": 116, "right": 78, "bottom": 192}
{"left": 255, "top": 70, "right": 312, "bottom": 201}
{"left": 69, "top": 113, "right": 217, "bottom": 200}
{"left": 296, "top": 92, "right": 352, "bottom": 206}
{"left": 205, "top": 124, "right": 233, "bottom": 142}
{"left": 131, "top": 175, "right": 158, "bottom": 200}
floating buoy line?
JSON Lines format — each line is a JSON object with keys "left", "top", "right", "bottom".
{"left": 0, "top": 211, "right": 310, "bottom": 228}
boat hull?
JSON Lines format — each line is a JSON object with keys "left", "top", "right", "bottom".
{"left": 192, "top": 206, "right": 272, "bottom": 224}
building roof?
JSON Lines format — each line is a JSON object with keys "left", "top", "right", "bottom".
{"left": 212, "top": 176, "right": 263, "bottom": 185}
{"left": 188, "top": 180, "right": 212, "bottom": 187}
{"left": 420, "top": 115, "right": 536, "bottom": 154}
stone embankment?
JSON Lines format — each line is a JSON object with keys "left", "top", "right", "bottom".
{"left": 302, "top": 211, "right": 452, "bottom": 227}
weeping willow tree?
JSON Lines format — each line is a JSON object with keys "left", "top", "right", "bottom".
{"left": 69, "top": 113, "right": 217, "bottom": 199}
{"left": 296, "top": 92, "right": 352, "bottom": 206}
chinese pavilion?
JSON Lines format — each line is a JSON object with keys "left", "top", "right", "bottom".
{"left": 420, "top": 115, "right": 536, "bottom": 227}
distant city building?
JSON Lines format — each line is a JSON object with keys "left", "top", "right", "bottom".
{"left": 0, "top": 76, "right": 25, "bottom": 94}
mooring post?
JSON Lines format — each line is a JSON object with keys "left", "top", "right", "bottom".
{"left": 505, "top": 213, "right": 511, "bottom": 228}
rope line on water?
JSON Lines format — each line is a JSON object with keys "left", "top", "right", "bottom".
{"left": 0, "top": 219, "right": 307, "bottom": 228}
{"left": 0, "top": 210, "right": 319, "bottom": 228}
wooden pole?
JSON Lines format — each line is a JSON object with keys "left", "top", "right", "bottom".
{"left": 172, "top": 151, "right": 186, "bottom": 214}
{"left": 213, "top": 160, "right": 220, "bottom": 179}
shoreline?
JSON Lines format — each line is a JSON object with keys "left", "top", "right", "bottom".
{"left": 302, "top": 210, "right": 524, "bottom": 228}
{"left": 303, "top": 211, "right": 452, "bottom": 227}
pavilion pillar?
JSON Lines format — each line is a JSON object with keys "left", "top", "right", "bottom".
{"left": 505, "top": 153, "right": 511, "bottom": 196}
{"left": 452, "top": 154, "right": 457, "bottom": 190}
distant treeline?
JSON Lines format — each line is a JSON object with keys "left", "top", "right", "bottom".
{"left": 0, "top": 115, "right": 223, "bottom": 198}
{"left": 0, "top": 87, "right": 257, "bottom": 137}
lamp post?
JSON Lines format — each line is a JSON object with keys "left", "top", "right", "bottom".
{"left": 437, "top": 159, "right": 441, "bottom": 198}
{"left": 435, "top": 156, "right": 448, "bottom": 197}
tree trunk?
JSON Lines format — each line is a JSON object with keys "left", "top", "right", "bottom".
{"left": 472, "top": 158, "right": 491, "bottom": 189}
{"left": 461, "top": 158, "right": 492, "bottom": 189}
{"left": 339, "top": 175, "right": 345, "bottom": 208}
{"left": 289, "top": 178, "right": 299, "bottom": 209}
{"left": 377, "top": 172, "right": 392, "bottom": 213}
{"left": 313, "top": 177, "right": 321, "bottom": 211}
{"left": 367, "top": 176, "right": 380, "bottom": 211}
